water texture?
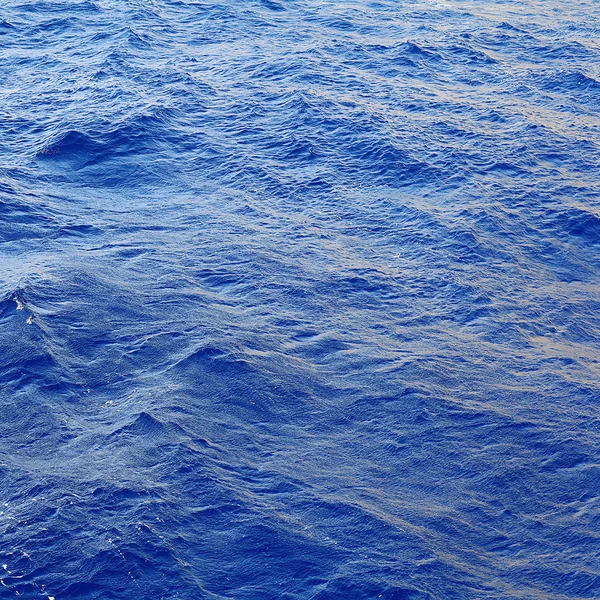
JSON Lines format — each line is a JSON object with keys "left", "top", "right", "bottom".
{"left": 1, "top": 0, "right": 599, "bottom": 598}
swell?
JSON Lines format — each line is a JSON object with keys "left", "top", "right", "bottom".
{"left": 0, "top": 0, "right": 599, "bottom": 599}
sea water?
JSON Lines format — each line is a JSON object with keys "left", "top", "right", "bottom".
{"left": 0, "top": 0, "right": 599, "bottom": 598}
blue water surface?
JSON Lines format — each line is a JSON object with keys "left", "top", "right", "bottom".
{"left": 1, "top": 0, "right": 600, "bottom": 598}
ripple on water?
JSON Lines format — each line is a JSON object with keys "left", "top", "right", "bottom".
{"left": 0, "top": 0, "right": 599, "bottom": 598}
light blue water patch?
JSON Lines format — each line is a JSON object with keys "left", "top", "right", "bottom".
{"left": 0, "top": 0, "right": 599, "bottom": 598}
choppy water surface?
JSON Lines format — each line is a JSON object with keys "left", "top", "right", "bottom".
{"left": 1, "top": 0, "right": 600, "bottom": 598}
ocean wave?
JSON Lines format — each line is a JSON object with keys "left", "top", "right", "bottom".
{"left": 1, "top": 0, "right": 599, "bottom": 598}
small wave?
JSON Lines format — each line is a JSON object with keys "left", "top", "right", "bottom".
{"left": 108, "top": 411, "right": 186, "bottom": 440}
{"left": 546, "top": 206, "right": 600, "bottom": 245}
{"left": 0, "top": 19, "right": 15, "bottom": 32}
{"left": 259, "top": 0, "right": 286, "bottom": 12}
{"left": 534, "top": 69, "right": 600, "bottom": 99}
{"left": 37, "top": 130, "right": 104, "bottom": 165}
{"left": 35, "top": 108, "right": 180, "bottom": 185}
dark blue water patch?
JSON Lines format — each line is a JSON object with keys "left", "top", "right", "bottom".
{"left": 547, "top": 205, "right": 600, "bottom": 245}
{"left": 259, "top": 0, "right": 286, "bottom": 12}
{"left": 37, "top": 109, "right": 177, "bottom": 162}
{"left": 535, "top": 69, "right": 600, "bottom": 103}
{"left": 11, "top": 0, "right": 100, "bottom": 13}
{"left": 0, "top": 18, "right": 16, "bottom": 32}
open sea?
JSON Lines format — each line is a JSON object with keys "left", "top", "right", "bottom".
{"left": 1, "top": 0, "right": 599, "bottom": 598}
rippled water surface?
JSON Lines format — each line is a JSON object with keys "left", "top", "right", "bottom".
{"left": 1, "top": 0, "right": 600, "bottom": 598}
